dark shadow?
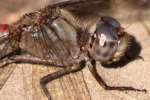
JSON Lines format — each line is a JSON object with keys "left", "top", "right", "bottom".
{"left": 101, "top": 35, "right": 142, "bottom": 68}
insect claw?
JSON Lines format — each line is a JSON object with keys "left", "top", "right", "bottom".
{"left": 136, "top": 56, "right": 144, "bottom": 61}
{"left": 143, "top": 89, "right": 147, "bottom": 93}
{"left": 137, "top": 89, "right": 147, "bottom": 93}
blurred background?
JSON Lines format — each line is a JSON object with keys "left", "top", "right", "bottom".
{"left": 0, "top": 0, "right": 50, "bottom": 23}
{"left": 0, "top": 0, "right": 150, "bottom": 24}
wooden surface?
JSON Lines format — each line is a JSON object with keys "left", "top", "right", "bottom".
{"left": 0, "top": 64, "right": 91, "bottom": 100}
{"left": 0, "top": 0, "right": 150, "bottom": 100}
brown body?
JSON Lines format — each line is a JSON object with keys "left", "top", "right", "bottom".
{"left": 5, "top": 7, "right": 130, "bottom": 65}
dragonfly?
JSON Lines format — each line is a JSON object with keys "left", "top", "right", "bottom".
{"left": 0, "top": 0, "right": 147, "bottom": 100}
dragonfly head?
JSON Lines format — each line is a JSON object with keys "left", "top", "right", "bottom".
{"left": 88, "top": 16, "right": 130, "bottom": 64}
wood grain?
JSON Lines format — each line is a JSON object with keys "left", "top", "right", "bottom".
{"left": 0, "top": 64, "right": 91, "bottom": 100}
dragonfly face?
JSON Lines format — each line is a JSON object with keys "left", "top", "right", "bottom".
{"left": 89, "top": 20, "right": 118, "bottom": 62}
{"left": 89, "top": 16, "right": 129, "bottom": 63}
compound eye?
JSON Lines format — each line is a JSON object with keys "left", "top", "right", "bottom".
{"left": 101, "top": 16, "right": 121, "bottom": 29}
{"left": 108, "top": 42, "right": 116, "bottom": 48}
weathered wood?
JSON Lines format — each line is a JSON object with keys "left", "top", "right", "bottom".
{"left": 0, "top": 64, "right": 92, "bottom": 100}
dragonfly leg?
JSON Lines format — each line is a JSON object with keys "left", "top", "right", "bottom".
{"left": 40, "top": 60, "right": 86, "bottom": 100}
{"left": 9, "top": 55, "right": 67, "bottom": 68}
{"left": 89, "top": 60, "right": 147, "bottom": 93}
{"left": 0, "top": 58, "right": 16, "bottom": 68}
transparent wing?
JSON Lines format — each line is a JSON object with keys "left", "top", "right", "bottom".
{"left": 0, "top": 64, "right": 16, "bottom": 90}
{"left": 19, "top": 15, "right": 79, "bottom": 65}
{"left": 0, "top": 30, "right": 16, "bottom": 90}
{"left": 48, "top": 0, "right": 112, "bottom": 18}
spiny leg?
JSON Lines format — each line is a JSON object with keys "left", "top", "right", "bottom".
{"left": 9, "top": 55, "right": 67, "bottom": 68}
{"left": 89, "top": 60, "right": 147, "bottom": 92}
{"left": 40, "top": 60, "right": 86, "bottom": 100}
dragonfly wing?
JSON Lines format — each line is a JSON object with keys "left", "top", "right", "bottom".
{"left": 19, "top": 15, "right": 80, "bottom": 65}
{"left": 48, "top": 0, "right": 112, "bottom": 18}
{"left": 0, "top": 65, "right": 16, "bottom": 90}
